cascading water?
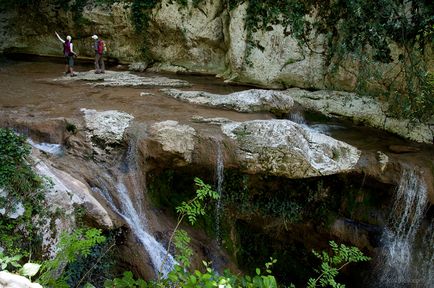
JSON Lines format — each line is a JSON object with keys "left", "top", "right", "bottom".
{"left": 376, "top": 167, "right": 433, "bottom": 287}
{"left": 288, "top": 109, "right": 306, "bottom": 125}
{"left": 115, "top": 180, "right": 176, "bottom": 277}
{"left": 28, "top": 139, "right": 64, "bottom": 156}
{"left": 214, "top": 139, "right": 224, "bottom": 244}
{"left": 93, "top": 138, "right": 177, "bottom": 278}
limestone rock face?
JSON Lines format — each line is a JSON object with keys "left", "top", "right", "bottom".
{"left": 34, "top": 157, "right": 113, "bottom": 257}
{"left": 81, "top": 108, "right": 134, "bottom": 146}
{"left": 81, "top": 3, "right": 143, "bottom": 62}
{"left": 0, "top": 271, "right": 42, "bottom": 288}
{"left": 286, "top": 88, "right": 434, "bottom": 143}
{"left": 221, "top": 119, "right": 361, "bottom": 178}
{"left": 226, "top": 2, "right": 326, "bottom": 89}
{"left": 148, "top": 120, "right": 196, "bottom": 164}
{"left": 161, "top": 88, "right": 294, "bottom": 113}
{"left": 147, "top": 0, "right": 227, "bottom": 74}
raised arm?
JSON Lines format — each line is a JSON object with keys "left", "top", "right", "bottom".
{"left": 55, "top": 31, "right": 65, "bottom": 43}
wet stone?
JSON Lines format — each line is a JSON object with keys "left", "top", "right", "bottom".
{"left": 53, "top": 70, "right": 191, "bottom": 88}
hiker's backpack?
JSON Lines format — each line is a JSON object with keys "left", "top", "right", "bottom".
{"left": 97, "top": 40, "right": 105, "bottom": 54}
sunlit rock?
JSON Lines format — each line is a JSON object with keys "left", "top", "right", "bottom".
{"left": 81, "top": 108, "right": 134, "bottom": 146}
{"left": 222, "top": 119, "right": 361, "bottom": 178}
{"left": 148, "top": 120, "right": 196, "bottom": 164}
{"left": 160, "top": 89, "right": 294, "bottom": 114}
{"left": 376, "top": 151, "right": 389, "bottom": 173}
{"left": 0, "top": 271, "right": 42, "bottom": 288}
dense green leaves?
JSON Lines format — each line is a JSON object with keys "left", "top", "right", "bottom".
{"left": 0, "top": 128, "right": 46, "bottom": 256}
{"left": 38, "top": 228, "right": 107, "bottom": 287}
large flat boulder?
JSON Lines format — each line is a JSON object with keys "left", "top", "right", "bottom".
{"left": 147, "top": 120, "right": 196, "bottom": 165}
{"left": 81, "top": 108, "right": 134, "bottom": 146}
{"left": 160, "top": 89, "right": 294, "bottom": 114}
{"left": 285, "top": 88, "right": 434, "bottom": 143}
{"left": 54, "top": 70, "right": 190, "bottom": 88}
{"left": 222, "top": 119, "right": 361, "bottom": 178}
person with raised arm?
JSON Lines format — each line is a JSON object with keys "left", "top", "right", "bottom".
{"left": 55, "top": 31, "right": 77, "bottom": 77}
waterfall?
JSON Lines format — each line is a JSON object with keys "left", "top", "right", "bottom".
{"left": 376, "top": 167, "right": 432, "bottom": 287}
{"left": 288, "top": 109, "right": 306, "bottom": 125}
{"left": 93, "top": 139, "right": 177, "bottom": 278}
{"left": 115, "top": 180, "right": 176, "bottom": 278}
{"left": 214, "top": 139, "right": 224, "bottom": 244}
{"left": 28, "top": 139, "right": 64, "bottom": 156}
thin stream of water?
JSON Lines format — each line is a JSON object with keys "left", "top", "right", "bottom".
{"left": 376, "top": 167, "right": 431, "bottom": 287}
{"left": 214, "top": 139, "right": 224, "bottom": 244}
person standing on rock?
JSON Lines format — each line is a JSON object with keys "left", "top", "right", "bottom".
{"left": 92, "top": 35, "right": 106, "bottom": 74}
{"left": 55, "top": 32, "right": 78, "bottom": 77}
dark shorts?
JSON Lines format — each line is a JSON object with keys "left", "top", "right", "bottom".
{"left": 65, "top": 55, "right": 74, "bottom": 67}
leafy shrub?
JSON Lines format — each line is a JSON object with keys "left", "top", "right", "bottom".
{"left": 38, "top": 228, "right": 107, "bottom": 287}
{"left": 0, "top": 128, "right": 46, "bottom": 256}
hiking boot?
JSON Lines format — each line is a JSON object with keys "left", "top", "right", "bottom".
{"left": 70, "top": 73, "right": 77, "bottom": 77}
{"left": 95, "top": 71, "right": 101, "bottom": 74}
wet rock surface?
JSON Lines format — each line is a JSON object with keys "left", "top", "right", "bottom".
{"left": 0, "top": 60, "right": 433, "bottom": 286}
{"left": 160, "top": 88, "right": 294, "bottom": 114}
{"left": 286, "top": 88, "right": 434, "bottom": 144}
{"left": 54, "top": 70, "right": 191, "bottom": 88}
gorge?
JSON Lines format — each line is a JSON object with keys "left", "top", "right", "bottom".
{"left": 0, "top": 0, "right": 433, "bottom": 287}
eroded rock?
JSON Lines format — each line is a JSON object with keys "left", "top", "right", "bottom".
{"left": 148, "top": 120, "right": 196, "bottom": 164}
{"left": 34, "top": 157, "right": 113, "bottom": 256}
{"left": 160, "top": 88, "right": 294, "bottom": 114}
{"left": 0, "top": 189, "right": 25, "bottom": 219}
{"left": 286, "top": 88, "right": 434, "bottom": 143}
{"left": 54, "top": 70, "right": 190, "bottom": 88}
{"left": 222, "top": 119, "right": 361, "bottom": 178}
{"left": 81, "top": 108, "right": 134, "bottom": 146}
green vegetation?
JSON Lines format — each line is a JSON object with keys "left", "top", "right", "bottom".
{"left": 308, "top": 241, "right": 371, "bottom": 288}
{"left": 158, "top": 177, "right": 220, "bottom": 276}
{"left": 222, "top": 171, "right": 340, "bottom": 229}
{"left": 0, "top": 128, "right": 47, "bottom": 256}
{"left": 225, "top": 0, "right": 433, "bottom": 122}
{"left": 147, "top": 175, "right": 372, "bottom": 287}
{"left": 38, "top": 228, "right": 109, "bottom": 287}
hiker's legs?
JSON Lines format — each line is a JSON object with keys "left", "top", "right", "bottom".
{"left": 68, "top": 56, "right": 76, "bottom": 76}
{"left": 100, "top": 55, "right": 105, "bottom": 73}
{"left": 95, "top": 54, "right": 101, "bottom": 73}
{"left": 64, "top": 57, "right": 69, "bottom": 74}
